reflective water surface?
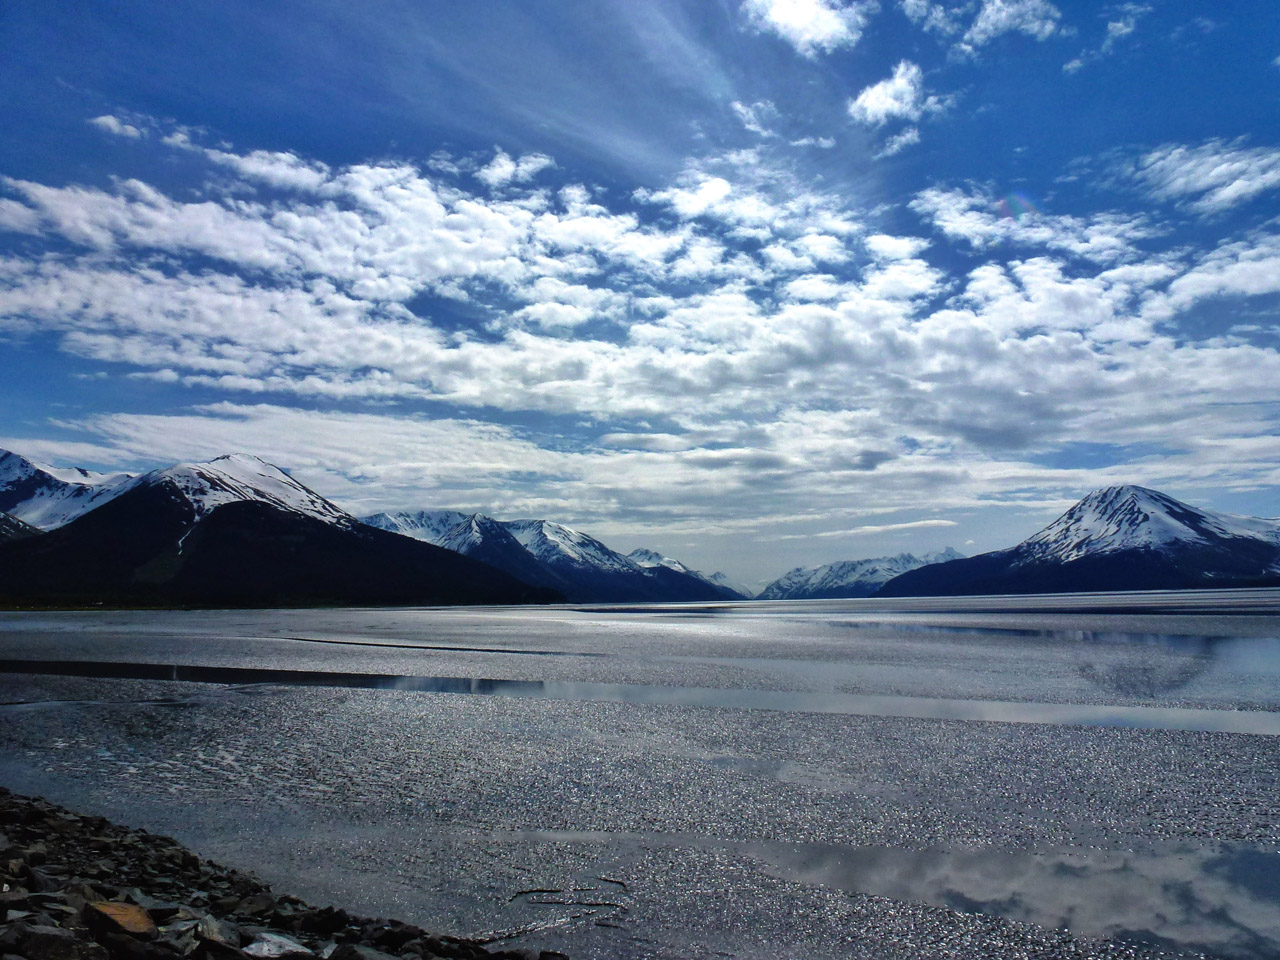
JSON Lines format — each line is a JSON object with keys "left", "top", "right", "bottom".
{"left": 1, "top": 591, "right": 1279, "bottom": 959}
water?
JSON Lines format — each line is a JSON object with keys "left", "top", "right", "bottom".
{"left": 2, "top": 591, "right": 1279, "bottom": 959}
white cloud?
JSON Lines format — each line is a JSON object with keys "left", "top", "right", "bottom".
{"left": 848, "top": 62, "right": 945, "bottom": 126}
{"left": 88, "top": 115, "right": 145, "bottom": 139}
{"left": 878, "top": 126, "right": 922, "bottom": 157}
{"left": 1131, "top": 138, "right": 1280, "bottom": 214}
{"left": 899, "top": 0, "right": 963, "bottom": 35}
{"left": 1063, "top": 4, "right": 1151, "bottom": 72}
{"left": 475, "top": 149, "right": 555, "bottom": 188}
{"left": 790, "top": 136, "right": 837, "bottom": 149}
{"left": 865, "top": 233, "right": 930, "bottom": 260}
{"left": 910, "top": 186, "right": 1158, "bottom": 263}
{"left": 741, "top": 0, "right": 878, "bottom": 57}
{"left": 767, "top": 517, "right": 957, "bottom": 539}
{"left": 955, "top": 0, "right": 1062, "bottom": 56}
{"left": 731, "top": 100, "right": 780, "bottom": 138}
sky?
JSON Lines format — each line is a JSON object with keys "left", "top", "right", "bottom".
{"left": 1, "top": 0, "right": 1279, "bottom": 584}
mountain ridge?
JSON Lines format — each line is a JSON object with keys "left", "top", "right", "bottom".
{"left": 878, "top": 486, "right": 1280, "bottom": 597}
{"left": 758, "top": 548, "right": 965, "bottom": 600}
{"left": 0, "top": 452, "right": 560, "bottom": 608}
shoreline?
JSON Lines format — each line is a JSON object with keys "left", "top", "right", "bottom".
{"left": 0, "top": 787, "right": 568, "bottom": 960}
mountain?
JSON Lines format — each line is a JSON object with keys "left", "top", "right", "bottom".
{"left": 627, "top": 548, "right": 748, "bottom": 600}
{"left": 878, "top": 485, "right": 1280, "bottom": 597}
{"left": 437, "top": 513, "right": 574, "bottom": 595}
{"left": 0, "top": 454, "right": 560, "bottom": 608}
{"left": 502, "top": 519, "right": 673, "bottom": 602}
{"left": 361, "top": 509, "right": 470, "bottom": 544}
{"left": 0, "top": 449, "right": 133, "bottom": 529}
{"left": 367, "top": 508, "right": 735, "bottom": 602}
{"left": 0, "top": 510, "right": 39, "bottom": 542}
{"left": 706, "top": 570, "right": 757, "bottom": 599}
{"left": 134, "top": 453, "right": 357, "bottom": 526}
{"left": 758, "top": 548, "right": 965, "bottom": 600}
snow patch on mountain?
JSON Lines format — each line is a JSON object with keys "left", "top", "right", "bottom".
{"left": 361, "top": 509, "right": 470, "bottom": 545}
{"left": 438, "top": 513, "right": 518, "bottom": 554}
{"left": 0, "top": 510, "right": 39, "bottom": 542}
{"left": 505, "top": 519, "right": 643, "bottom": 575}
{"left": 0, "top": 450, "right": 134, "bottom": 529}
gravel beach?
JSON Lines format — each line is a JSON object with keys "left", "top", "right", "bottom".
{"left": 0, "top": 787, "right": 567, "bottom": 960}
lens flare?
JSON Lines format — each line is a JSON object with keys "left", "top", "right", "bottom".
{"left": 998, "top": 191, "right": 1039, "bottom": 221}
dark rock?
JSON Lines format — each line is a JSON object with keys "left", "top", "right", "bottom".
{"left": 13, "top": 922, "right": 106, "bottom": 960}
{"left": 192, "top": 941, "right": 250, "bottom": 960}
{"left": 297, "top": 908, "right": 349, "bottom": 937}
{"left": 328, "top": 944, "right": 398, "bottom": 960}
{"left": 234, "top": 894, "right": 276, "bottom": 919}
{"left": 24, "top": 843, "right": 49, "bottom": 866}
{"left": 29, "top": 866, "right": 62, "bottom": 891}
{"left": 98, "top": 931, "right": 180, "bottom": 960}
{"left": 369, "top": 923, "right": 423, "bottom": 953}
{"left": 196, "top": 915, "right": 238, "bottom": 945}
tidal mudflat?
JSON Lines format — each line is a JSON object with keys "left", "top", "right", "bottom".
{"left": 2, "top": 591, "right": 1279, "bottom": 959}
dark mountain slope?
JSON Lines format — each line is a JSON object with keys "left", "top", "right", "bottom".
{"left": 0, "top": 480, "right": 561, "bottom": 608}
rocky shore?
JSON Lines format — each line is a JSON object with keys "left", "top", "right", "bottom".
{"left": 0, "top": 788, "right": 567, "bottom": 960}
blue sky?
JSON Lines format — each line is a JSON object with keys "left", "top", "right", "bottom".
{"left": 1, "top": 0, "right": 1279, "bottom": 582}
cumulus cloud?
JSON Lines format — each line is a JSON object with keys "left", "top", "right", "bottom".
{"left": 849, "top": 61, "right": 946, "bottom": 126}
{"left": 2, "top": 119, "right": 1280, "bottom": 571}
{"left": 877, "top": 127, "right": 922, "bottom": 157}
{"left": 88, "top": 115, "right": 145, "bottom": 139}
{"left": 865, "top": 233, "right": 930, "bottom": 260}
{"left": 1130, "top": 138, "right": 1280, "bottom": 214}
{"left": 899, "top": 0, "right": 963, "bottom": 35}
{"left": 475, "top": 149, "right": 555, "bottom": 188}
{"left": 741, "top": 0, "right": 878, "bottom": 57}
{"left": 955, "top": 0, "right": 1062, "bottom": 56}
{"left": 910, "top": 185, "right": 1159, "bottom": 262}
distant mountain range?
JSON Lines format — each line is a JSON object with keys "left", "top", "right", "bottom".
{"left": 878, "top": 485, "right": 1280, "bottom": 596}
{"left": 758, "top": 548, "right": 965, "bottom": 600}
{"left": 362, "top": 510, "right": 745, "bottom": 603}
{"left": 0, "top": 452, "right": 558, "bottom": 608}
{"left": 1, "top": 448, "right": 1276, "bottom": 606}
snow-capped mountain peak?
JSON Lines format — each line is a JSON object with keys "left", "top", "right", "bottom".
{"left": 707, "top": 571, "right": 756, "bottom": 599}
{"left": 919, "top": 546, "right": 966, "bottom": 565}
{"left": 1022, "top": 485, "right": 1280, "bottom": 562}
{"left": 627, "top": 547, "right": 696, "bottom": 576}
{"left": 137, "top": 454, "right": 353, "bottom": 526}
{"left": 438, "top": 513, "right": 512, "bottom": 553}
{"left": 504, "top": 519, "right": 642, "bottom": 574}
